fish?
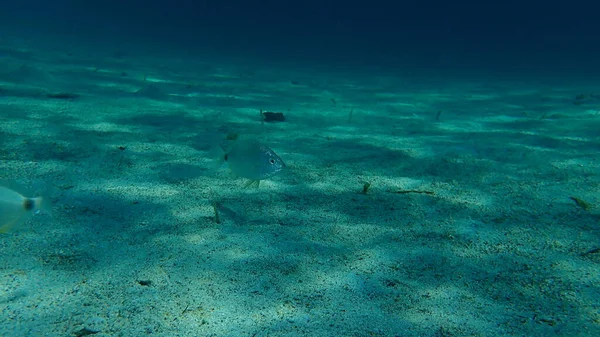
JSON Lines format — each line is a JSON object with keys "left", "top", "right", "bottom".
{"left": 218, "top": 138, "right": 286, "bottom": 188}
{"left": 0, "top": 185, "right": 51, "bottom": 233}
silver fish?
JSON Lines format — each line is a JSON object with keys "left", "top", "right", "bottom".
{"left": 0, "top": 185, "right": 51, "bottom": 233}
{"left": 222, "top": 139, "right": 285, "bottom": 187}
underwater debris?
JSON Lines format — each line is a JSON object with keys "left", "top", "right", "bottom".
{"left": 569, "top": 196, "right": 591, "bottom": 211}
{"left": 73, "top": 327, "right": 100, "bottom": 337}
{"left": 581, "top": 247, "right": 600, "bottom": 256}
{"left": 137, "top": 280, "right": 152, "bottom": 286}
{"left": 212, "top": 201, "right": 221, "bottom": 224}
{"left": 46, "top": 92, "right": 79, "bottom": 99}
{"left": 359, "top": 181, "right": 371, "bottom": 194}
{"left": 261, "top": 109, "right": 286, "bottom": 122}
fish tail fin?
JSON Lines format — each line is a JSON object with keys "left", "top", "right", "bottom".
{"left": 207, "top": 132, "right": 239, "bottom": 175}
{"left": 33, "top": 196, "right": 52, "bottom": 217}
{"left": 0, "top": 196, "right": 52, "bottom": 234}
{"left": 207, "top": 145, "right": 227, "bottom": 175}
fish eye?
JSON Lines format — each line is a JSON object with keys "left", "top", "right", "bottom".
{"left": 270, "top": 159, "right": 275, "bottom": 164}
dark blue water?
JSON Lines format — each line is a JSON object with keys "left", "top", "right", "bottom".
{"left": 2, "top": 0, "right": 599, "bottom": 77}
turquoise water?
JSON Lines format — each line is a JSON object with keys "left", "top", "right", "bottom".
{"left": 1, "top": 2, "right": 599, "bottom": 336}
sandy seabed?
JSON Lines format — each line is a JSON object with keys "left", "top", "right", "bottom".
{"left": 0, "top": 36, "right": 599, "bottom": 337}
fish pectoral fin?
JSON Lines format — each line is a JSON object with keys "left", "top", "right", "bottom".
{"left": 243, "top": 180, "right": 260, "bottom": 189}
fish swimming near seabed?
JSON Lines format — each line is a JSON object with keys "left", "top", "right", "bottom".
{"left": 215, "top": 137, "right": 286, "bottom": 188}
{"left": 0, "top": 185, "right": 52, "bottom": 233}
